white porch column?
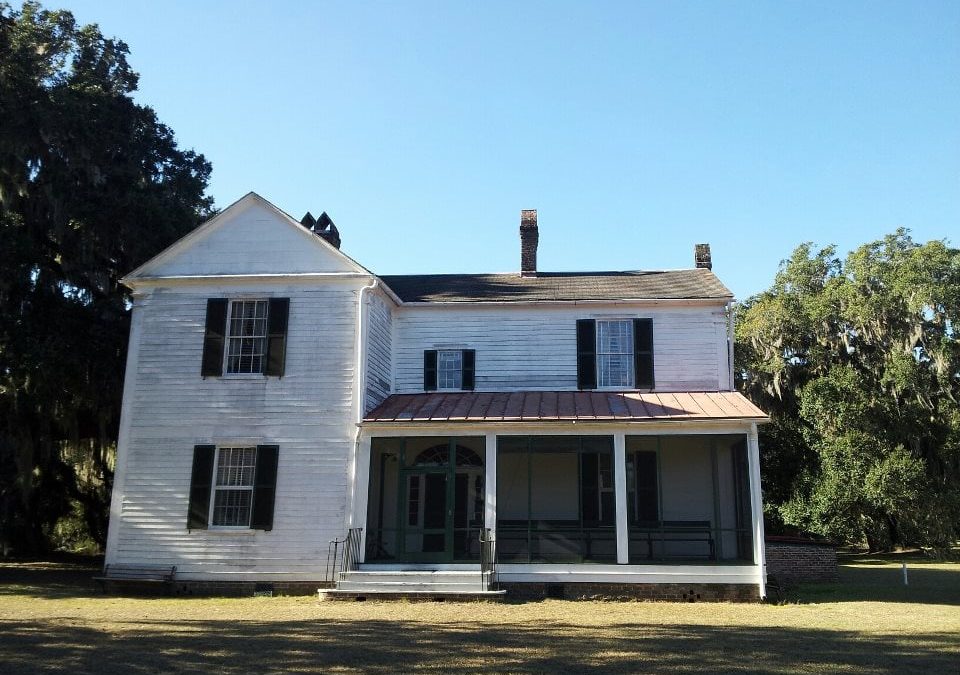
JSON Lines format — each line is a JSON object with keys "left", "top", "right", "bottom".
{"left": 484, "top": 432, "right": 497, "bottom": 532}
{"left": 747, "top": 423, "right": 767, "bottom": 598}
{"left": 614, "top": 432, "right": 629, "bottom": 564}
{"left": 351, "top": 434, "right": 372, "bottom": 562}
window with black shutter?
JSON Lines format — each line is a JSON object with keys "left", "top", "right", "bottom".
{"left": 201, "top": 298, "right": 290, "bottom": 377}
{"left": 188, "top": 444, "right": 279, "bottom": 531}
{"left": 424, "top": 349, "right": 475, "bottom": 391}
{"left": 577, "top": 318, "right": 654, "bottom": 390}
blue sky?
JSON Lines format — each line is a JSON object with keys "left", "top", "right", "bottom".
{"left": 61, "top": 1, "right": 959, "bottom": 299}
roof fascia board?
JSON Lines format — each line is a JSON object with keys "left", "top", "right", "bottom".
{"left": 360, "top": 418, "right": 768, "bottom": 431}
{"left": 124, "top": 272, "right": 375, "bottom": 289}
{"left": 393, "top": 297, "right": 732, "bottom": 308}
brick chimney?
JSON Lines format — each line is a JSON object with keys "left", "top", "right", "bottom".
{"left": 695, "top": 243, "right": 712, "bottom": 270}
{"left": 520, "top": 209, "right": 538, "bottom": 277}
{"left": 301, "top": 210, "right": 342, "bottom": 249}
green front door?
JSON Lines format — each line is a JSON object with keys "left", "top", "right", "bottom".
{"left": 393, "top": 437, "right": 485, "bottom": 563}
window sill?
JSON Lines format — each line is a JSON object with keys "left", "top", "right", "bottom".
{"left": 196, "top": 528, "right": 258, "bottom": 535}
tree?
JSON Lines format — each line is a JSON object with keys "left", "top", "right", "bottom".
{"left": 737, "top": 231, "right": 960, "bottom": 554}
{"left": 0, "top": 2, "right": 213, "bottom": 553}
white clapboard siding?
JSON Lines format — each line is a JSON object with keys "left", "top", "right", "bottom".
{"left": 143, "top": 198, "right": 358, "bottom": 277}
{"left": 110, "top": 280, "right": 365, "bottom": 579}
{"left": 393, "top": 304, "right": 728, "bottom": 393}
{"left": 365, "top": 291, "right": 393, "bottom": 412}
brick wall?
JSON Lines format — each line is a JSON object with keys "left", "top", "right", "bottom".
{"left": 765, "top": 538, "right": 839, "bottom": 585}
{"left": 501, "top": 582, "right": 760, "bottom": 602}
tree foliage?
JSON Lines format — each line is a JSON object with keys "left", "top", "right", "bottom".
{"left": 737, "top": 231, "right": 960, "bottom": 554}
{"left": 0, "top": 2, "right": 212, "bottom": 553}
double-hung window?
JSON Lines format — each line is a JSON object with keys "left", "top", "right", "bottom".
{"left": 201, "top": 298, "right": 289, "bottom": 377}
{"left": 576, "top": 318, "right": 654, "bottom": 390}
{"left": 187, "top": 444, "right": 280, "bottom": 531}
{"left": 596, "top": 319, "right": 634, "bottom": 388}
{"left": 211, "top": 446, "right": 257, "bottom": 527}
{"left": 424, "top": 349, "right": 476, "bottom": 391}
{"left": 226, "top": 300, "right": 268, "bottom": 374}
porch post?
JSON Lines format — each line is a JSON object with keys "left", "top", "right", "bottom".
{"left": 614, "top": 432, "right": 629, "bottom": 564}
{"left": 747, "top": 423, "right": 767, "bottom": 598}
{"left": 484, "top": 432, "right": 497, "bottom": 532}
{"left": 352, "top": 433, "right": 372, "bottom": 563}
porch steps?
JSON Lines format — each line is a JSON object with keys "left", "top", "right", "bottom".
{"left": 319, "top": 570, "right": 506, "bottom": 601}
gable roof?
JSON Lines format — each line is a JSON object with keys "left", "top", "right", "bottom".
{"left": 378, "top": 269, "right": 732, "bottom": 303}
{"left": 124, "top": 192, "right": 370, "bottom": 282}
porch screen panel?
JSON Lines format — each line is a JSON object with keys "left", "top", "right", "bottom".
{"left": 366, "top": 438, "right": 402, "bottom": 561}
{"left": 496, "top": 435, "right": 615, "bottom": 563}
{"left": 627, "top": 434, "right": 753, "bottom": 564}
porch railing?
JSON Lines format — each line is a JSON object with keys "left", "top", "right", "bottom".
{"left": 325, "top": 527, "right": 363, "bottom": 585}
{"left": 479, "top": 528, "right": 497, "bottom": 591}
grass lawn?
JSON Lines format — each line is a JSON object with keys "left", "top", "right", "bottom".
{"left": 1, "top": 553, "right": 958, "bottom": 674}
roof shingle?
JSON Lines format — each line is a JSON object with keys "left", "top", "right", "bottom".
{"left": 378, "top": 269, "right": 732, "bottom": 303}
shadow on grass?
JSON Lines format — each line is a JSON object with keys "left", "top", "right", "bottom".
{"left": 0, "top": 560, "right": 102, "bottom": 600}
{"left": 1, "top": 617, "right": 958, "bottom": 675}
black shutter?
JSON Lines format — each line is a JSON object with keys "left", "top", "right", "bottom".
{"left": 201, "top": 299, "right": 228, "bottom": 376}
{"left": 424, "top": 350, "right": 438, "bottom": 391}
{"left": 461, "top": 350, "right": 476, "bottom": 391}
{"left": 264, "top": 298, "right": 289, "bottom": 377}
{"left": 250, "top": 445, "right": 279, "bottom": 531}
{"left": 188, "top": 445, "right": 216, "bottom": 529}
{"left": 634, "top": 318, "right": 654, "bottom": 389}
{"left": 576, "top": 319, "right": 597, "bottom": 389}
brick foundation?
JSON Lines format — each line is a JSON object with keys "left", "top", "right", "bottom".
{"left": 100, "top": 579, "right": 333, "bottom": 597}
{"left": 765, "top": 537, "right": 839, "bottom": 585}
{"left": 500, "top": 582, "right": 761, "bottom": 602}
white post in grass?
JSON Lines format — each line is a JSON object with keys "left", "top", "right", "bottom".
{"left": 902, "top": 563, "right": 908, "bottom": 586}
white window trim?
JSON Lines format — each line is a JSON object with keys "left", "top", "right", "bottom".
{"left": 208, "top": 445, "right": 257, "bottom": 530}
{"left": 436, "top": 348, "right": 464, "bottom": 392}
{"left": 595, "top": 318, "right": 635, "bottom": 390}
{"left": 222, "top": 298, "right": 270, "bottom": 378}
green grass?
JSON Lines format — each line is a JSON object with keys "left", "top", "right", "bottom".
{"left": 1, "top": 554, "right": 958, "bottom": 674}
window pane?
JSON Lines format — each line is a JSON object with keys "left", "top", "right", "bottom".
{"left": 437, "top": 350, "right": 462, "bottom": 389}
{"left": 212, "top": 489, "right": 252, "bottom": 527}
{"left": 216, "top": 447, "right": 257, "bottom": 487}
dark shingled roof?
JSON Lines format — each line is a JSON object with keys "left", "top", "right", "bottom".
{"left": 379, "top": 269, "right": 732, "bottom": 303}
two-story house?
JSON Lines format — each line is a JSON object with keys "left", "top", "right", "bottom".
{"left": 104, "top": 192, "right": 768, "bottom": 600}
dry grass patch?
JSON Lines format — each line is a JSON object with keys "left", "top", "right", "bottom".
{"left": 1, "top": 557, "right": 958, "bottom": 673}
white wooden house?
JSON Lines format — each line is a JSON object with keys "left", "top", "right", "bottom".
{"left": 104, "top": 193, "right": 768, "bottom": 600}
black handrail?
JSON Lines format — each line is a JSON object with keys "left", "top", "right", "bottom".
{"left": 479, "top": 528, "right": 497, "bottom": 591}
{"left": 326, "top": 527, "right": 363, "bottom": 585}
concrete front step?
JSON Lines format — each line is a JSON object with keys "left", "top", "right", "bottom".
{"left": 336, "top": 581, "right": 490, "bottom": 593}
{"left": 319, "top": 588, "right": 506, "bottom": 602}
{"left": 339, "top": 570, "right": 489, "bottom": 585}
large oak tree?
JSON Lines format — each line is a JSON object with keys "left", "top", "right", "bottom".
{"left": 0, "top": 2, "right": 213, "bottom": 553}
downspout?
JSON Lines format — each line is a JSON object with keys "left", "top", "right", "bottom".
{"left": 347, "top": 278, "right": 379, "bottom": 534}
{"left": 727, "top": 301, "right": 736, "bottom": 390}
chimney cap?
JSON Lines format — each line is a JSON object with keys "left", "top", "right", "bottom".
{"left": 520, "top": 209, "right": 537, "bottom": 227}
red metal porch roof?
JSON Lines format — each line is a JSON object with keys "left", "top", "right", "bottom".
{"left": 363, "top": 391, "right": 767, "bottom": 424}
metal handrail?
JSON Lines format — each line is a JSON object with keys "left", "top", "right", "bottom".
{"left": 326, "top": 527, "right": 363, "bottom": 585}
{"left": 479, "top": 528, "right": 497, "bottom": 591}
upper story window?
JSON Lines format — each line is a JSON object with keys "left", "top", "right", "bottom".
{"left": 201, "top": 298, "right": 289, "bottom": 378}
{"left": 226, "top": 300, "right": 268, "bottom": 374}
{"left": 596, "top": 319, "right": 634, "bottom": 388}
{"left": 577, "top": 318, "right": 654, "bottom": 390}
{"left": 437, "top": 350, "right": 463, "bottom": 390}
{"left": 424, "top": 349, "right": 475, "bottom": 391}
